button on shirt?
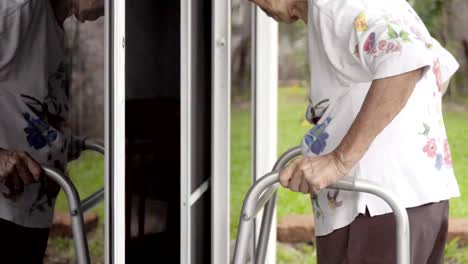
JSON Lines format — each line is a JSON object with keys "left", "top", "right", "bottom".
{"left": 0, "top": 0, "right": 70, "bottom": 228}
{"left": 302, "top": 0, "right": 460, "bottom": 236}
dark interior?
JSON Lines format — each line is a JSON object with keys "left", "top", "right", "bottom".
{"left": 126, "top": 1, "right": 180, "bottom": 262}
{"left": 125, "top": 1, "right": 211, "bottom": 263}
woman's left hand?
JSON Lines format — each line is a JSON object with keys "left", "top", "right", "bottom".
{"left": 278, "top": 151, "right": 348, "bottom": 195}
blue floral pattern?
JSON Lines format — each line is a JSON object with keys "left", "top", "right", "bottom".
{"left": 435, "top": 153, "right": 443, "bottom": 170}
{"left": 22, "top": 113, "right": 58, "bottom": 149}
{"left": 304, "top": 117, "right": 332, "bottom": 155}
{"left": 20, "top": 62, "right": 70, "bottom": 213}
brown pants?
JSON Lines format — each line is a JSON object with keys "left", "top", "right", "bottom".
{"left": 316, "top": 201, "right": 449, "bottom": 264}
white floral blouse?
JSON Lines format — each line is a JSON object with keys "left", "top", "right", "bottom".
{"left": 303, "top": 0, "right": 460, "bottom": 236}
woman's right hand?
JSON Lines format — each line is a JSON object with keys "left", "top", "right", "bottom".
{"left": 0, "top": 149, "right": 42, "bottom": 198}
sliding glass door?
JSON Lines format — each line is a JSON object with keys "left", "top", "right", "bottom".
{"left": 107, "top": 1, "right": 230, "bottom": 263}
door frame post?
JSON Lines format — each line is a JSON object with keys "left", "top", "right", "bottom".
{"left": 252, "top": 6, "right": 278, "bottom": 264}
{"left": 211, "top": 0, "right": 231, "bottom": 263}
{"left": 105, "top": 0, "right": 126, "bottom": 263}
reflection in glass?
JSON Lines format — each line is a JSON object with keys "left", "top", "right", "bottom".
{"left": 0, "top": 1, "right": 105, "bottom": 262}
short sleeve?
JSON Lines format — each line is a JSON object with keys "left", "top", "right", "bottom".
{"left": 0, "top": 0, "right": 38, "bottom": 79}
{"left": 352, "top": 13, "right": 434, "bottom": 80}
{"left": 431, "top": 38, "right": 459, "bottom": 83}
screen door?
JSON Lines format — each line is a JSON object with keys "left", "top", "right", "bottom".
{"left": 107, "top": 1, "right": 230, "bottom": 263}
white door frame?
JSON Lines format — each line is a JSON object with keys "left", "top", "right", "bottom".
{"left": 105, "top": 0, "right": 126, "bottom": 263}
{"left": 211, "top": 0, "right": 231, "bottom": 263}
{"left": 252, "top": 6, "right": 279, "bottom": 264}
{"left": 181, "top": 1, "right": 232, "bottom": 263}
{"left": 180, "top": 1, "right": 192, "bottom": 263}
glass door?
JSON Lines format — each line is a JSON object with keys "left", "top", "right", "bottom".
{"left": 107, "top": 1, "right": 230, "bottom": 263}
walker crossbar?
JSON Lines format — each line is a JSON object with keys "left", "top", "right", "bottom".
{"left": 43, "top": 138, "right": 105, "bottom": 264}
{"left": 232, "top": 146, "right": 410, "bottom": 264}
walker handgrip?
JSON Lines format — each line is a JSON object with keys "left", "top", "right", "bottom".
{"left": 233, "top": 147, "right": 410, "bottom": 264}
{"left": 43, "top": 166, "right": 90, "bottom": 264}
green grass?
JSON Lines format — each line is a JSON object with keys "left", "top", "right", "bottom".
{"left": 230, "top": 104, "right": 253, "bottom": 239}
{"left": 277, "top": 243, "right": 317, "bottom": 264}
{"left": 230, "top": 86, "right": 468, "bottom": 263}
{"left": 275, "top": 86, "right": 314, "bottom": 219}
{"left": 47, "top": 151, "right": 105, "bottom": 263}
{"left": 445, "top": 238, "right": 468, "bottom": 264}
{"left": 443, "top": 110, "right": 468, "bottom": 218}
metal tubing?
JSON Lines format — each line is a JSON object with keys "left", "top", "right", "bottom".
{"left": 42, "top": 139, "right": 104, "bottom": 264}
{"left": 329, "top": 178, "right": 410, "bottom": 264}
{"left": 255, "top": 190, "right": 277, "bottom": 264}
{"left": 84, "top": 139, "right": 105, "bottom": 154}
{"left": 256, "top": 146, "right": 302, "bottom": 263}
{"left": 81, "top": 188, "right": 105, "bottom": 213}
{"left": 233, "top": 147, "right": 410, "bottom": 264}
{"left": 254, "top": 184, "right": 279, "bottom": 216}
{"left": 44, "top": 167, "right": 90, "bottom": 264}
{"left": 271, "top": 146, "right": 303, "bottom": 171}
{"left": 80, "top": 139, "right": 105, "bottom": 213}
{"left": 232, "top": 171, "right": 280, "bottom": 264}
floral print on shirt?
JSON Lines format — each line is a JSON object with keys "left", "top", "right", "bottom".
{"left": 22, "top": 113, "right": 58, "bottom": 150}
{"left": 410, "top": 26, "right": 434, "bottom": 49}
{"left": 312, "top": 194, "right": 324, "bottom": 219}
{"left": 312, "top": 188, "right": 343, "bottom": 221}
{"left": 354, "top": 12, "right": 368, "bottom": 32}
{"left": 20, "top": 62, "right": 70, "bottom": 214}
{"left": 354, "top": 11, "right": 434, "bottom": 58}
{"left": 423, "top": 137, "right": 437, "bottom": 158}
{"left": 327, "top": 189, "right": 343, "bottom": 209}
{"left": 433, "top": 58, "right": 443, "bottom": 92}
{"left": 304, "top": 117, "right": 332, "bottom": 155}
{"left": 420, "top": 123, "right": 452, "bottom": 170}
{"left": 356, "top": 15, "right": 404, "bottom": 57}
{"left": 443, "top": 139, "right": 452, "bottom": 166}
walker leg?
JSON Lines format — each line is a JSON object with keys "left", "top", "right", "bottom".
{"left": 256, "top": 146, "right": 302, "bottom": 264}
{"left": 44, "top": 167, "right": 91, "bottom": 264}
{"left": 233, "top": 212, "right": 255, "bottom": 264}
{"left": 255, "top": 191, "right": 277, "bottom": 264}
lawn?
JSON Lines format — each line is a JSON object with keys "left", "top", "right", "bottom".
{"left": 230, "top": 86, "right": 468, "bottom": 263}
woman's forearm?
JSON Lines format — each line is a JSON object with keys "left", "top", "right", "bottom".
{"left": 334, "top": 68, "right": 424, "bottom": 171}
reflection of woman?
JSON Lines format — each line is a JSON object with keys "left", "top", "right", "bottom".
{"left": 249, "top": 0, "right": 460, "bottom": 263}
{"left": 0, "top": 0, "right": 103, "bottom": 262}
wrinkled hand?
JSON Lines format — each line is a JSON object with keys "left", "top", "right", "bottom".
{"left": 0, "top": 149, "right": 42, "bottom": 199}
{"left": 279, "top": 152, "right": 348, "bottom": 194}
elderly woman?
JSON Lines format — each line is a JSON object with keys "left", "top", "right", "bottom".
{"left": 249, "top": 0, "right": 460, "bottom": 263}
{"left": 0, "top": 0, "right": 103, "bottom": 262}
